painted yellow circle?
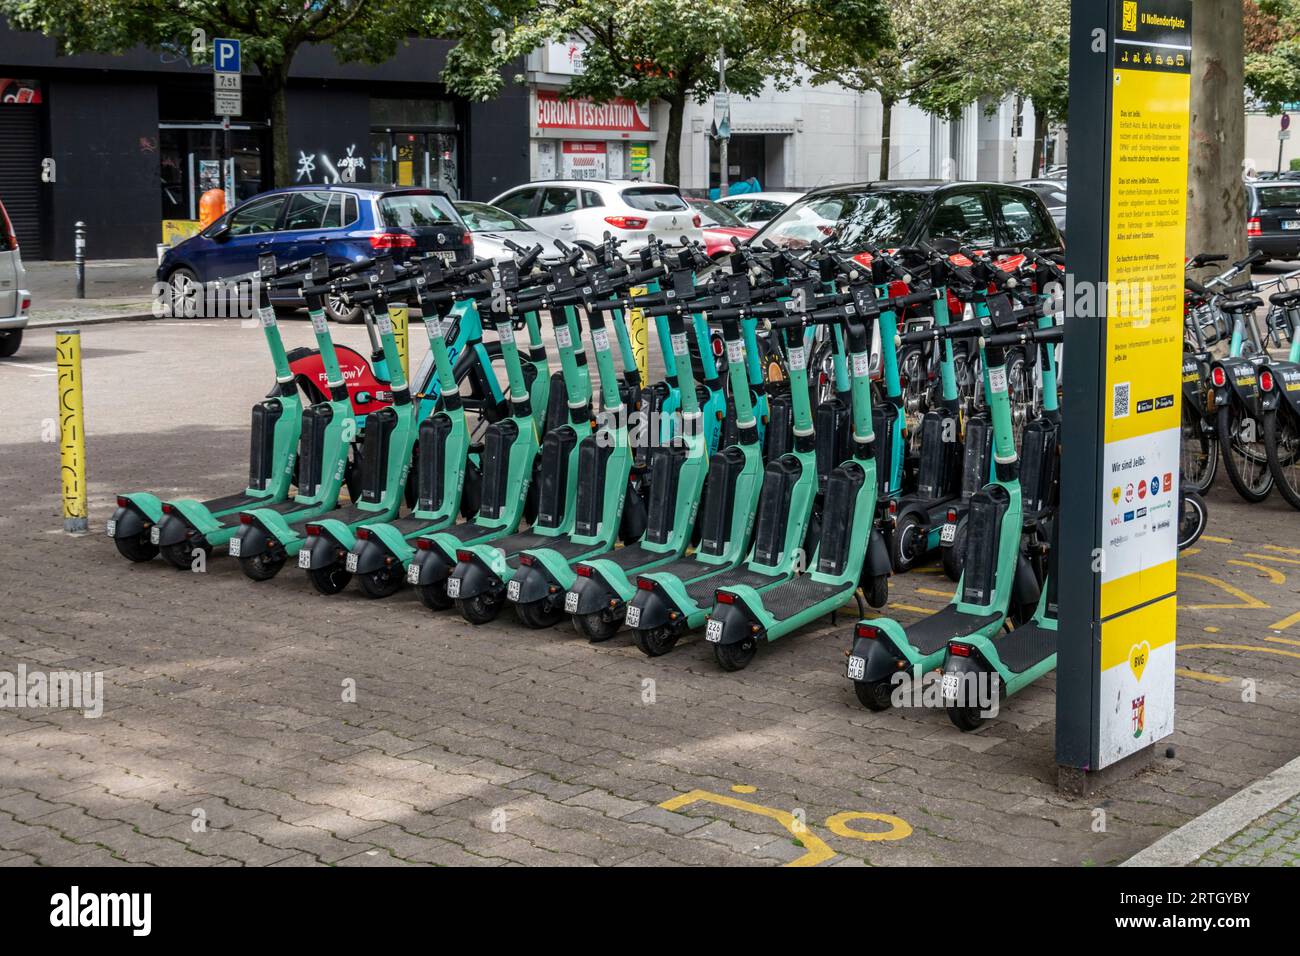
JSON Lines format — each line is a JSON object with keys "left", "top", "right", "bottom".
{"left": 825, "top": 811, "right": 912, "bottom": 842}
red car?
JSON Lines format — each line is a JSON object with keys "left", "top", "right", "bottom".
{"left": 687, "top": 197, "right": 758, "bottom": 259}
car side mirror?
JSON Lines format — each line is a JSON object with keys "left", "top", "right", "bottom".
{"left": 210, "top": 222, "right": 231, "bottom": 241}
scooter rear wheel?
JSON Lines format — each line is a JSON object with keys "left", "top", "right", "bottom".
{"left": 161, "top": 541, "right": 210, "bottom": 570}
{"left": 358, "top": 566, "right": 404, "bottom": 599}
{"left": 458, "top": 593, "right": 501, "bottom": 625}
{"left": 308, "top": 563, "right": 353, "bottom": 595}
{"left": 947, "top": 704, "right": 985, "bottom": 732}
{"left": 854, "top": 679, "right": 893, "bottom": 712}
{"left": 239, "top": 553, "right": 285, "bottom": 581}
{"left": 714, "top": 637, "right": 757, "bottom": 672}
{"left": 941, "top": 519, "right": 967, "bottom": 582}
{"left": 890, "top": 514, "right": 924, "bottom": 573}
{"left": 516, "top": 598, "right": 564, "bottom": 629}
{"left": 573, "top": 612, "right": 620, "bottom": 642}
{"left": 634, "top": 627, "right": 678, "bottom": 657}
{"left": 114, "top": 535, "right": 158, "bottom": 563}
{"left": 417, "top": 582, "right": 454, "bottom": 611}
{"left": 865, "top": 574, "right": 889, "bottom": 609}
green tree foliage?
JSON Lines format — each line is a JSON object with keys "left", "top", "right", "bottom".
{"left": 1245, "top": 0, "right": 1300, "bottom": 110}
{"left": 0, "top": 0, "right": 427, "bottom": 187}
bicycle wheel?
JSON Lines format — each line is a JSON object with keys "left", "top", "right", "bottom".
{"left": 1005, "top": 350, "right": 1035, "bottom": 454}
{"left": 1217, "top": 404, "right": 1273, "bottom": 503}
{"left": 1177, "top": 490, "right": 1207, "bottom": 550}
{"left": 1180, "top": 400, "right": 1218, "bottom": 493}
{"left": 1264, "top": 407, "right": 1300, "bottom": 511}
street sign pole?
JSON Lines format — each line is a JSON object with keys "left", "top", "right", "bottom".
{"left": 1057, "top": 0, "right": 1193, "bottom": 793}
{"left": 213, "top": 39, "right": 242, "bottom": 209}
{"left": 716, "top": 47, "right": 730, "bottom": 198}
{"left": 1279, "top": 113, "right": 1291, "bottom": 173}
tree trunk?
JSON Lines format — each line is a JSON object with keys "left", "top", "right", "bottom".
{"left": 1031, "top": 109, "right": 1048, "bottom": 177}
{"left": 262, "top": 60, "right": 293, "bottom": 189}
{"left": 878, "top": 96, "right": 894, "bottom": 180}
{"left": 1186, "top": 1, "right": 1247, "bottom": 263}
{"left": 662, "top": 89, "right": 686, "bottom": 186}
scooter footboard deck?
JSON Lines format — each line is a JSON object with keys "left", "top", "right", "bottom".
{"left": 765, "top": 576, "right": 853, "bottom": 622}
{"left": 991, "top": 621, "right": 1057, "bottom": 672}
{"left": 907, "top": 605, "right": 1002, "bottom": 655}
{"left": 534, "top": 537, "right": 603, "bottom": 562}
{"left": 199, "top": 491, "right": 269, "bottom": 514}
{"left": 685, "top": 566, "right": 783, "bottom": 605}
{"left": 598, "top": 543, "right": 663, "bottom": 571}
{"left": 388, "top": 515, "right": 437, "bottom": 536}
{"left": 440, "top": 520, "right": 504, "bottom": 543}
{"left": 642, "top": 553, "right": 730, "bottom": 584}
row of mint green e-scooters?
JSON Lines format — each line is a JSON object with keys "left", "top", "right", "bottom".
{"left": 108, "top": 236, "right": 1065, "bottom": 731}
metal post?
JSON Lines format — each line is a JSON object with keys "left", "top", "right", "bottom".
{"left": 74, "top": 222, "right": 86, "bottom": 299}
{"left": 56, "top": 329, "right": 89, "bottom": 533}
{"left": 717, "top": 47, "right": 729, "bottom": 199}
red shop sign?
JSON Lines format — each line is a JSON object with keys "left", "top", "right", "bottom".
{"left": 537, "top": 91, "right": 651, "bottom": 133}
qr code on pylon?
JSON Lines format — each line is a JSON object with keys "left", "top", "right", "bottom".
{"left": 1112, "top": 382, "right": 1130, "bottom": 419}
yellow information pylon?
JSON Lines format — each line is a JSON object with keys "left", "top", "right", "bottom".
{"left": 390, "top": 305, "right": 410, "bottom": 383}
{"left": 55, "top": 329, "right": 88, "bottom": 533}
{"left": 628, "top": 286, "right": 649, "bottom": 386}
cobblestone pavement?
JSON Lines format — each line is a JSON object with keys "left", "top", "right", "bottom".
{"left": 1194, "top": 794, "right": 1300, "bottom": 866}
{"left": 2, "top": 319, "right": 1299, "bottom": 867}
{"left": 24, "top": 259, "right": 159, "bottom": 326}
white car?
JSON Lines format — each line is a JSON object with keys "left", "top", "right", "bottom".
{"left": 489, "top": 180, "right": 703, "bottom": 253}
{"left": 715, "top": 191, "right": 804, "bottom": 230}
{"left": 0, "top": 197, "right": 31, "bottom": 357}
{"left": 453, "top": 200, "right": 552, "bottom": 264}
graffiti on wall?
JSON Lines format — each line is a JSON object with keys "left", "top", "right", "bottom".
{"left": 295, "top": 144, "right": 367, "bottom": 184}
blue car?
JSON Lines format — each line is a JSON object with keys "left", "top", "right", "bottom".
{"left": 158, "top": 184, "right": 472, "bottom": 322}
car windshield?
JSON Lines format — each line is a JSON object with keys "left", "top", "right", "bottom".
{"left": 759, "top": 191, "right": 925, "bottom": 252}
{"left": 690, "top": 199, "right": 745, "bottom": 228}
{"left": 1257, "top": 186, "right": 1300, "bottom": 208}
{"left": 621, "top": 187, "right": 688, "bottom": 212}
{"left": 456, "top": 202, "right": 529, "bottom": 233}
{"left": 379, "top": 192, "right": 454, "bottom": 228}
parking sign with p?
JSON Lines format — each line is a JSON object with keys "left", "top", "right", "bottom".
{"left": 214, "top": 38, "right": 241, "bottom": 73}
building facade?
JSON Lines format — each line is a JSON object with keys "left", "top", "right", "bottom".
{"left": 0, "top": 26, "right": 529, "bottom": 259}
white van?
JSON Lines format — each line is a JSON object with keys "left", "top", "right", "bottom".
{"left": 0, "top": 197, "right": 30, "bottom": 357}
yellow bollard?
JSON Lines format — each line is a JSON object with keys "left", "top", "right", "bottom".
{"left": 55, "top": 329, "right": 89, "bottom": 533}
{"left": 628, "top": 286, "right": 648, "bottom": 386}
{"left": 390, "top": 305, "right": 409, "bottom": 383}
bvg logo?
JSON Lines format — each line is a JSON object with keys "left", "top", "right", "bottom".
{"left": 1122, "top": 1, "right": 1138, "bottom": 31}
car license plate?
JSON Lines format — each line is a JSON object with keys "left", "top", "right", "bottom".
{"left": 940, "top": 522, "right": 956, "bottom": 544}
{"left": 1283, "top": 220, "right": 1300, "bottom": 231}
{"left": 436, "top": 250, "right": 458, "bottom": 263}
{"left": 297, "top": 549, "right": 312, "bottom": 569}
{"left": 941, "top": 672, "right": 961, "bottom": 702}
{"left": 105, "top": 519, "right": 116, "bottom": 537}
{"left": 705, "top": 619, "right": 723, "bottom": 643}
{"left": 846, "top": 655, "right": 866, "bottom": 681}
{"left": 228, "top": 537, "right": 241, "bottom": 557}
{"left": 564, "top": 592, "right": 579, "bottom": 613}
{"left": 507, "top": 579, "right": 521, "bottom": 601}
{"left": 446, "top": 577, "right": 461, "bottom": 598}
{"left": 406, "top": 563, "right": 421, "bottom": 585}
{"left": 624, "top": 605, "right": 641, "bottom": 628}
{"left": 345, "top": 552, "right": 358, "bottom": 572}
{"left": 150, "top": 526, "right": 161, "bottom": 545}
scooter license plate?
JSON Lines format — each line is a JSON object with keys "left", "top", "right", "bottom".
{"left": 940, "top": 522, "right": 956, "bottom": 544}
{"left": 705, "top": 619, "right": 723, "bottom": 643}
{"left": 150, "top": 526, "right": 161, "bottom": 545}
{"left": 406, "top": 563, "right": 421, "bottom": 585}
{"left": 228, "top": 537, "right": 241, "bottom": 557}
{"left": 445, "top": 577, "right": 461, "bottom": 598}
{"left": 564, "top": 592, "right": 579, "bottom": 614}
{"left": 846, "top": 655, "right": 866, "bottom": 681}
{"left": 297, "top": 549, "right": 312, "bottom": 569}
{"left": 345, "top": 552, "right": 358, "bottom": 573}
{"left": 105, "top": 519, "right": 116, "bottom": 537}
{"left": 507, "top": 579, "right": 521, "bottom": 601}
{"left": 941, "top": 672, "right": 961, "bottom": 703}
{"left": 624, "top": 605, "right": 641, "bottom": 628}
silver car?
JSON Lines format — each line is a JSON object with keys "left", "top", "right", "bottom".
{"left": 455, "top": 200, "right": 554, "bottom": 263}
{"left": 0, "top": 196, "right": 30, "bottom": 357}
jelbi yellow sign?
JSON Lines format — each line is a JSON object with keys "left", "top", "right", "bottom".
{"left": 1097, "top": 0, "right": 1191, "bottom": 768}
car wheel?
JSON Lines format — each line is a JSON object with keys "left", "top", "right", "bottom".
{"left": 168, "top": 267, "right": 202, "bottom": 318}
{"left": 324, "top": 293, "right": 364, "bottom": 324}
{"left": 0, "top": 329, "right": 21, "bottom": 357}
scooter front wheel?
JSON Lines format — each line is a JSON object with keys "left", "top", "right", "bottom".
{"left": 308, "top": 562, "right": 353, "bottom": 596}
{"left": 947, "top": 703, "right": 985, "bottom": 732}
{"left": 941, "top": 520, "right": 967, "bottom": 582}
{"left": 865, "top": 574, "right": 889, "bottom": 609}
{"left": 161, "top": 541, "right": 209, "bottom": 570}
{"left": 358, "top": 566, "right": 404, "bottom": 599}
{"left": 239, "top": 553, "right": 285, "bottom": 581}
{"left": 114, "top": 535, "right": 158, "bottom": 563}
{"left": 574, "top": 612, "right": 620, "bottom": 642}
{"left": 634, "top": 627, "right": 678, "bottom": 657}
{"left": 714, "top": 637, "right": 757, "bottom": 672}
{"left": 458, "top": 593, "right": 501, "bottom": 625}
{"left": 417, "top": 582, "right": 454, "bottom": 611}
{"left": 890, "top": 514, "right": 924, "bottom": 573}
{"left": 516, "top": 598, "right": 565, "bottom": 629}
{"left": 854, "top": 679, "right": 893, "bottom": 712}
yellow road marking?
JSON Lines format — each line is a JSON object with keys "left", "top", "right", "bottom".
{"left": 658, "top": 789, "right": 837, "bottom": 867}
{"left": 1175, "top": 667, "right": 1230, "bottom": 683}
{"left": 917, "top": 587, "right": 955, "bottom": 599}
{"left": 1265, "top": 636, "right": 1300, "bottom": 648}
{"left": 1178, "top": 572, "right": 1269, "bottom": 611}
{"left": 891, "top": 603, "right": 937, "bottom": 614}
{"left": 1203, "top": 535, "right": 1233, "bottom": 544}
{"left": 1181, "top": 547, "right": 1201, "bottom": 556}
{"left": 1262, "top": 544, "right": 1300, "bottom": 556}
{"left": 1227, "top": 560, "right": 1287, "bottom": 585}
{"left": 1181, "top": 642, "right": 1300, "bottom": 660}
{"left": 730, "top": 784, "right": 757, "bottom": 794}
{"left": 1268, "top": 609, "right": 1300, "bottom": 631}
{"left": 825, "top": 811, "right": 912, "bottom": 842}
{"left": 1243, "top": 552, "right": 1300, "bottom": 566}
{"left": 1204, "top": 626, "right": 1221, "bottom": 633}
